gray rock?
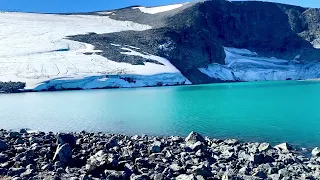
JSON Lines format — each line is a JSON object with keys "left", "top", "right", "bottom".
{"left": 0, "top": 153, "right": 8, "bottom": 163}
{"left": 104, "top": 170, "right": 126, "bottom": 179}
{"left": 153, "top": 173, "right": 164, "bottom": 180}
{"left": 7, "top": 167, "right": 26, "bottom": 177}
{"left": 224, "top": 139, "right": 239, "bottom": 145}
{"left": 56, "top": 167, "right": 65, "bottom": 174}
{"left": 14, "top": 138, "right": 24, "bottom": 144}
{"left": 130, "top": 173, "right": 149, "bottom": 180}
{"left": 29, "top": 136, "right": 43, "bottom": 144}
{"left": 57, "top": 133, "right": 76, "bottom": 148}
{"left": 253, "top": 170, "right": 268, "bottom": 178}
{"left": 258, "top": 143, "right": 272, "bottom": 152}
{"left": 188, "top": 141, "right": 205, "bottom": 151}
{"left": 169, "top": 163, "right": 183, "bottom": 172}
{"left": 86, "top": 150, "right": 118, "bottom": 175}
{"left": 19, "top": 129, "right": 28, "bottom": 134}
{"left": 278, "top": 169, "right": 290, "bottom": 178}
{"left": 105, "top": 136, "right": 119, "bottom": 149}
{"left": 20, "top": 169, "right": 35, "bottom": 178}
{"left": 275, "top": 143, "right": 292, "bottom": 152}
{"left": 9, "top": 132, "right": 21, "bottom": 138}
{"left": 192, "top": 164, "right": 213, "bottom": 178}
{"left": 185, "top": 131, "right": 206, "bottom": 144}
{"left": 312, "top": 147, "right": 320, "bottom": 157}
{"left": 0, "top": 168, "right": 8, "bottom": 175}
{"left": 149, "top": 141, "right": 162, "bottom": 153}
{"left": 0, "top": 139, "right": 8, "bottom": 151}
{"left": 41, "top": 163, "right": 53, "bottom": 171}
{"left": 176, "top": 174, "right": 197, "bottom": 180}
{"left": 53, "top": 144, "right": 73, "bottom": 165}
{"left": 26, "top": 164, "right": 35, "bottom": 170}
{"left": 269, "top": 174, "right": 281, "bottom": 180}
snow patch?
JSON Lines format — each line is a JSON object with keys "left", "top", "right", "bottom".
{"left": 0, "top": 12, "right": 191, "bottom": 91}
{"left": 200, "top": 47, "right": 320, "bottom": 81}
{"left": 133, "top": 3, "right": 188, "bottom": 14}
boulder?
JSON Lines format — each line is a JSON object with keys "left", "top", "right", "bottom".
{"left": 253, "top": 170, "right": 268, "bottom": 179}
{"left": 0, "top": 140, "right": 8, "bottom": 151}
{"left": 53, "top": 144, "right": 73, "bottom": 166}
{"left": 188, "top": 141, "right": 206, "bottom": 151}
{"left": 185, "top": 132, "right": 206, "bottom": 144}
{"left": 0, "top": 168, "right": 7, "bottom": 175}
{"left": 104, "top": 170, "right": 126, "bottom": 180}
{"left": 19, "top": 129, "right": 28, "bottom": 134}
{"left": 105, "top": 136, "right": 118, "bottom": 149}
{"left": 86, "top": 150, "right": 118, "bottom": 176}
{"left": 0, "top": 153, "right": 8, "bottom": 163}
{"left": 7, "top": 167, "right": 26, "bottom": 177}
{"left": 224, "top": 139, "right": 239, "bottom": 145}
{"left": 57, "top": 133, "right": 76, "bottom": 148}
{"left": 8, "top": 131, "right": 21, "bottom": 138}
{"left": 312, "top": 147, "right": 320, "bottom": 157}
{"left": 14, "top": 138, "right": 24, "bottom": 144}
{"left": 259, "top": 143, "right": 272, "bottom": 152}
{"left": 192, "top": 164, "right": 213, "bottom": 178}
{"left": 176, "top": 174, "right": 197, "bottom": 180}
{"left": 275, "top": 143, "right": 292, "bottom": 152}
{"left": 149, "top": 141, "right": 162, "bottom": 153}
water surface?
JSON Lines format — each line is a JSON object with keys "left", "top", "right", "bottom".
{"left": 1, "top": 81, "right": 320, "bottom": 147}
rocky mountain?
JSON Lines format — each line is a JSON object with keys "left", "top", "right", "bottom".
{"left": 1, "top": 0, "right": 320, "bottom": 91}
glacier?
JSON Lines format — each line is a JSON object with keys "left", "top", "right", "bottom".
{"left": 0, "top": 12, "right": 190, "bottom": 91}
{"left": 199, "top": 47, "right": 320, "bottom": 82}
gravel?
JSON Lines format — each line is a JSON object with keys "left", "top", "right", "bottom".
{"left": 0, "top": 129, "right": 319, "bottom": 179}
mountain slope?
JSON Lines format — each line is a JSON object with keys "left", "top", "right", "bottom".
{"left": 1, "top": 0, "right": 320, "bottom": 91}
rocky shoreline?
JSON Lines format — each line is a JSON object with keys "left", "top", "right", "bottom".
{"left": 0, "top": 130, "right": 319, "bottom": 179}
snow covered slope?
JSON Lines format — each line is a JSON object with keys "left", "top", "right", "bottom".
{"left": 199, "top": 48, "right": 320, "bottom": 81}
{"left": 0, "top": 12, "right": 190, "bottom": 91}
{"left": 133, "top": 3, "right": 188, "bottom": 14}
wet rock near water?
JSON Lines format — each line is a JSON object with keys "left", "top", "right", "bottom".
{"left": 0, "top": 129, "right": 319, "bottom": 179}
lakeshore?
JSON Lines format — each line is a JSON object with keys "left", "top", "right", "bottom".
{"left": 0, "top": 129, "right": 319, "bottom": 179}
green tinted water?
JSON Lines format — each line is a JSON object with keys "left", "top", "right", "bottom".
{"left": 1, "top": 81, "right": 319, "bottom": 147}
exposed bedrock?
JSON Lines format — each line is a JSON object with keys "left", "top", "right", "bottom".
{"left": 69, "top": 0, "right": 320, "bottom": 84}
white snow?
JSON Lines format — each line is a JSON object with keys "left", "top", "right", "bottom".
{"left": 199, "top": 47, "right": 320, "bottom": 81}
{"left": 0, "top": 12, "right": 190, "bottom": 91}
{"left": 133, "top": 3, "right": 188, "bottom": 14}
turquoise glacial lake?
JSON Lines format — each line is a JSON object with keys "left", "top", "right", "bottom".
{"left": 1, "top": 81, "right": 320, "bottom": 147}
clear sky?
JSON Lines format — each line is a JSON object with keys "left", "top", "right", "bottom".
{"left": 0, "top": 0, "right": 318, "bottom": 13}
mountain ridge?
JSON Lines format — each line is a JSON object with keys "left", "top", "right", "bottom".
{"left": 1, "top": 0, "right": 320, "bottom": 91}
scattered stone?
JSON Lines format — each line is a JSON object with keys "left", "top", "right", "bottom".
{"left": 149, "top": 141, "right": 162, "bottom": 153}
{"left": 275, "top": 143, "right": 292, "bottom": 152}
{"left": 185, "top": 131, "right": 206, "bottom": 144}
{"left": 224, "top": 139, "right": 239, "bottom": 145}
{"left": 0, "top": 140, "right": 8, "bottom": 151}
{"left": 57, "top": 133, "right": 76, "bottom": 148}
{"left": 19, "top": 129, "right": 28, "bottom": 134}
{"left": 9, "top": 131, "right": 21, "bottom": 138}
{"left": 176, "top": 174, "right": 196, "bottom": 180}
{"left": 312, "top": 147, "right": 320, "bottom": 157}
{"left": 258, "top": 143, "right": 272, "bottom": 152}
{"left": 0, "top": 129, "right": 318, "bottom": 179}
{"left": 53, "top": 144, "right": 73, "bottom": 165}
{"left": 192, "top": 164, "right": 213, "bottom": 178}
{"left": 7, "top": 167, "right": 26, "bottom": 177}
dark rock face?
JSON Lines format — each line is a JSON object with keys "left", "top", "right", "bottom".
{"left": 68, "top": 0, "right": 320, "bottom": 84}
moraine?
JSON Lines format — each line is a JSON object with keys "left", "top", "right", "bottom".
{"left": 1, "top": 80, "right": 320, "bottom": 148}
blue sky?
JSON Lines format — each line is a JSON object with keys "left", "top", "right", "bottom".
{"left": 0, "top": 0, "right": 319, "bottom": 13}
